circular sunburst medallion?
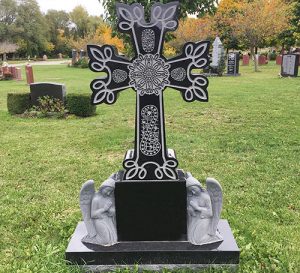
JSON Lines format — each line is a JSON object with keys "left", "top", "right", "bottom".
{"left": 129, "top": 54, "right": 170, "bottom": 96}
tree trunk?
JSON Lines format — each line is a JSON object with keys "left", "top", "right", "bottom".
{"left": 250, "top": 46, "right": 258, "bottom": 72}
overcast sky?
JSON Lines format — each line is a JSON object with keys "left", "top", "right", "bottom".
{"left": 36, "top": 0, "right": 105, "bottom": 16}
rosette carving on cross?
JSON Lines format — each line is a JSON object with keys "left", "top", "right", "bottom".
{"left": 88, "top": 1, "right": 210, "bottom": 181}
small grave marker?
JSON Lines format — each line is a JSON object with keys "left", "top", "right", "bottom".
{"left": 276, "top": 55, "right": 282, "bottom": 65}
{"left": 25, "top": 64, "right": 34, "bottom": 85}
{"left": 30, "top": 82, "right": 66, "bottom": 106}
{"left": 226, "top": 52, "right": 240, "bottom": 76}
{"left": 16, "top": 68, "right": 22, "bottom": 81}
{"left": 281, "top": 54, "right": 299, "bottom": 77}
{"left": 10, "top": 66, "right": 17, "bottom": 79}
{"left": 242, "top": 55, "right": 249, "bottom": 66}
{"left": 71, "top": 49, "right": 77, "bottom": 65}
{"left": 258, "top": 55, "right": 268, "bottom": 65}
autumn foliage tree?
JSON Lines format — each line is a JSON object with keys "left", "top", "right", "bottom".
{"left": 212, "top": 0, "right": 243, "bottom": 51}
{"left": 169, "top": 17, "right": 214, "bottom": 53}
{"left": 231, "top": 0, "right": 291, "bottom": 71}
{"left": 68, "top": 22, "right": 124, "bottom": 53}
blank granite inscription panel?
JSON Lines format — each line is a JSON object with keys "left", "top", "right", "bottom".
{"left": 115, "top": 181, "right": 187, "bottom": 241}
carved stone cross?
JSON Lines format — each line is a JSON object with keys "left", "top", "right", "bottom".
{"left": 88, "top": 1, "right": 210, "bottom": 181}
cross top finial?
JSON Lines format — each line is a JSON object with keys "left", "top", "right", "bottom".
{"left": 88, "top": 1, "right": 210, "bottom": 181}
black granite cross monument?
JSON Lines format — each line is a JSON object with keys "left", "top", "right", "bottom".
{"left": 88, "top": 1, "right": 209, "bottom": 181}
{"left": 66, "top": 1, "right": 239, "bottom": 269}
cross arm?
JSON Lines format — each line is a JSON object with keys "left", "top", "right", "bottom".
{"left": 165, "top": 41, "right": 210, "bottom": 102}
{"left": 87, "top": 45, "right": 133, "bottom": 105}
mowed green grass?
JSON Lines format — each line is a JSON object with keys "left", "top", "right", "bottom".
{"left": 0, "top": 62, "right": 299, "bottom": 272}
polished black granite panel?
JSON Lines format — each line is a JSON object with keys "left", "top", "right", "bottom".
{"left": 115, "top": 181, "right": 187, "bottom": 241}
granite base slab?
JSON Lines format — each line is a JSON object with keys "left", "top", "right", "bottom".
{"left": 66, "top": 220, "right": 239, "bottom": 268}
{"left": 81, "top": 264, "right": 238, "bottom": 272}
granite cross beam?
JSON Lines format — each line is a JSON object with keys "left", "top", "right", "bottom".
{"left": 88, "top": 1, "right": 210, "bottom": 181}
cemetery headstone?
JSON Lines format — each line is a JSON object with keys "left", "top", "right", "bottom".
{"left": 66, "top": 1, "right": 239, "bottom": 270}
{"left": 258, "top": 55, "right": 268, "bottom": 65}
{"left": 80, "top": 50, "right": 85, "bottom": 59}
{"left": 276, "top": 55, "right": 282, "bottom": 65}
{"left": 281, "top": 54, "right": 299, "bottom": 77}
{"left": 25, "top": 64, "right": 34, "bottom": 85}
{"left": 16, "top": 68, "right": 22, "bottom": 81}
{"left": 2, "top": 65, "right": 9, "bottom": 74}
{"left": 226, "top": 52, "right": 240, "bottom": 76}
{"left": 211, "top": 36, "right": 225, "bottom": 74}
{"left": 71, "top": 49, "right": 77, "bottom": 66}
{"left": 29, "top": 82, "right": 66, "bottom": 106}
{"left": 242, "top": 55, "right": 249, "bottom": 66}
{"left": 10, "top": 66, "right": 17, "bottom": 79}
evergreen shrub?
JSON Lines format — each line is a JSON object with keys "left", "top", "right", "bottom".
{"left": 7, "top": 93, "right": 31, "bottom": 114}
{"left": 67, "top": 93, "right": 96, "bottom": 117}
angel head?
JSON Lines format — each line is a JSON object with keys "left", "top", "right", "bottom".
{"left": 99, "top": 177, "right": 115, "bottom": 197}
{"left": 186, "top": 175, "right": 204, "bottom": 197}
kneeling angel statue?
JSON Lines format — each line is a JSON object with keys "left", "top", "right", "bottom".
{"left": 186, "top": 173, "right": 223, "bottom": 245}
{"left": 79, "top": 174, "right": 118, "bottom": 246}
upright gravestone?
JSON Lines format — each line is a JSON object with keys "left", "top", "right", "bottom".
{"left": 211, "top": 36, "right": 225, "bottom": 74}
{"left": 29, "top": 82, "right": 66, "bottom": 106}
{"left": 10, "top": 66, "right": 17, "bottom": 79}
{"left": 2, "top": 65, "right": 9, "bottom": 74}
{"left": 242, "top": 55, "right": 249, "bottom": 66}
{"left": 281, "top": 54, "right": 299, "bottom": 77}
{"left": 25, "top": 64, "right": 34, "bottom": 85}
{"left": 66, "top": 1, "right": 239, "bottom": 270}
{"left": 16, "top": 68, "right": 22, "bottom": 81}
{"left": 226, "top": 52, "right": 240, "bottom": 76}
{"left": 80, "top": 49, "right": 85, "bottom": 59}
{"left": 71, "top": 49, "right": 77, "bottom": 66}
{"left": 276, "top": 55, "right": 282, "bottom": 65}
{"left": 258, "top": 55, "right": 267, "bottom": 65}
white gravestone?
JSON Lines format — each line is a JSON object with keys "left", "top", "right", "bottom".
{"left": 281, "top": 55, "right": 298, "bottom": 76}
{"left": 211, "top": 37, "right": 224, "bottom": 68}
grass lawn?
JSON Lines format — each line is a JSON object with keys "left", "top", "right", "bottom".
{"left": 0, "top": 62, "right": 299, "bottom": 272}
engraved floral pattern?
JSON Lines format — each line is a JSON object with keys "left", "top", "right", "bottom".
{"left": 112, "top": 69, "right": 128, "bottom": 83}
{"left": 140, "top": 105, "right": 161, "bottom": 156}
{"left": 142, "top": 29, "right": 155, "bottom": 53}
{"left": 128, "top": 54, "right": 170, "bottom": 96}
{"left": 171, "top": 67, "right": 186, "bottom": 81}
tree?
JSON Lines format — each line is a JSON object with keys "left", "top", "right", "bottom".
{"left": 68, "top": 21, "right": 124, "bottom": 53}
{"left": 102, "top": 0, "right": 220, "bottom": 26}
{"left": 69, "top": 6, "right": 90, "bottom": 39}
{"left": 231, "top": 0, "right": 292, "bottom": 71}
{"left": 101, "top": 0, "right": 219, "bottom": 56}
{"left": 169, "top": 17, "right": 214, "bottom": 53}
{"left": 45, "top": 10, "right": 70, "bottom": 53}
{"left": 211, "top": 0, "right": 243, "bottom": 51}
{"left": 0, "top": 0, "right": 21, "bottom": 43}
{"left": 277, "top": 1, "right": 300, "bottom": 49}
{"left": 16, "top": 0, "right": 48, "bottom": 57}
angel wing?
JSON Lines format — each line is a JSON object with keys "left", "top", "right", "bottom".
{"left": 79, "top": 180, "right": 97, "bottom": 238}
{"left": 206, "top": 178, "right": 223, "bottom": 236}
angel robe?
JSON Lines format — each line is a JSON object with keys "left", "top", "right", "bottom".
{"left": 187, "top": 191, "right": 213, "bottom": 245}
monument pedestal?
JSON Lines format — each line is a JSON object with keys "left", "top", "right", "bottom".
{"left": 66, "top": 220, "right": 239, "bottom": 270}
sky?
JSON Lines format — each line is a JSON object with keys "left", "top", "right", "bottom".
{"left": 36, "top": 0, "right": 105, "bottom": 16}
